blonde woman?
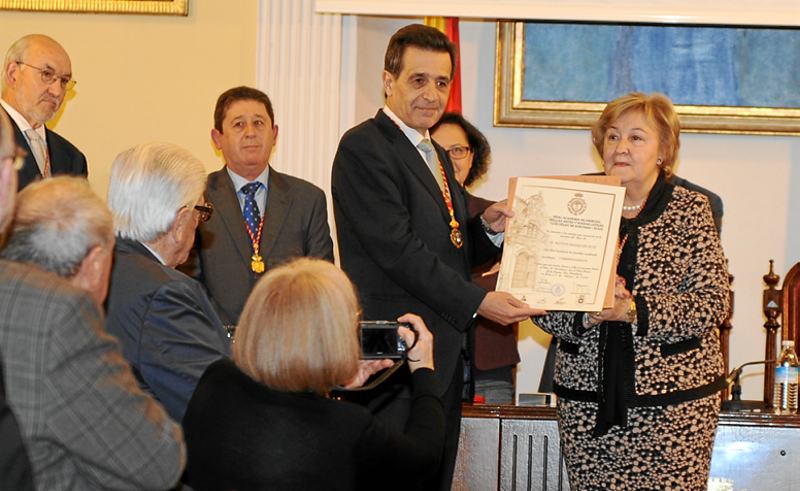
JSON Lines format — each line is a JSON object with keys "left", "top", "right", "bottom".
{"left": 535, "top": 92, "right": 730, "bottom": 490}
{"left": 182, "top": 258, "right": 443, "bottom": 490}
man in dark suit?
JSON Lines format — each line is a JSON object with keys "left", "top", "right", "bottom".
{"left": 180, "top": 86, "right": 333, "bottom": 326}
{"left": 105, "top": 142, "right": 231, "bottom": 423}
{"left": 332, "top": 24, "right": 541, "bottom": 490}
{"left": 1, "top": 34, "right": 86, "bottom": 190}
{"left": 0, "top": 175, "right": 185, "bottom": 490}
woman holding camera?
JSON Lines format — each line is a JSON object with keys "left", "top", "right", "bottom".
{"left": 182, "top": 258, "right": 443, "bottom": 490}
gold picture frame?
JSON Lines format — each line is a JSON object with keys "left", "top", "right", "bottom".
{"left": 494, "top": 21, "right": 800, "bottom": 135}
{"left": 0, "top": 0, "right": 188, "bottom": 15}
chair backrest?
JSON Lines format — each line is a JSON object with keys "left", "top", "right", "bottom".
{"left": 761, "top": 260, "right": 800, "bottom": 406}
{"left": 781, "top": 262, "right": 800, "bottom": 343}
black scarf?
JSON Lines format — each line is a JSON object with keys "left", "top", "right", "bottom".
{"left": 593, "top": 172, "right": 673, "bottom": 437}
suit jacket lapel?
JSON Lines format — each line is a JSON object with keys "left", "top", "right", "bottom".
{"left": 207, "top": 170, "right": 253, "bottom": 266}
{"left": 44, "top": 129, "right": 65, "bottom": 175}
{"left": 374, "top": 110, "right": 449, "bottom": 219}
{"left": 2, "top": 107, "right": 40, "bottom": 188}
{"left": 260, "top": 169, "right": 292, "bottom": 260}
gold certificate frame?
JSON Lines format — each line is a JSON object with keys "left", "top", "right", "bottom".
{"left": 495, "top": 21, "right": 800, "bottom": 136}
{"left": 0, "top": 0, "right": 188, "bottom": 15}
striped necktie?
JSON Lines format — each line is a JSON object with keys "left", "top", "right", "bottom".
{"left": 24, "top": 129, "right": 51, "bottom": 177}
{"left": 417, "top": 138, "right": 443, "bottom": 190}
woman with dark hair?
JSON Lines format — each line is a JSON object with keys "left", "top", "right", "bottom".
{"left": 432, "top": 113, "right": 519, "bottom": 405}
{"left": 182, "top": 258, "right": 444, "bottom": 490}
{"left": 534, "top": 92, "right": 730, "bottom": 489}
{"left": 431, "top": 112, "right": 490, "bottom": 188}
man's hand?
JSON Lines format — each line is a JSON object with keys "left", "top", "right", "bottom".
{"left": 477, "top": 291, "right": 546, "bottom": 325}
{"left": 480, "top": 199, "right": 514, "bottom": 234}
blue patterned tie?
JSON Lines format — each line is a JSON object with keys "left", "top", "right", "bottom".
{"left": 241, "top": 182, "right": 262, "bottom": 235}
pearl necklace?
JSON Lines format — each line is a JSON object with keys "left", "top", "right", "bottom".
{"left": 622, "top": 203, "right": 643, "bottom": 212}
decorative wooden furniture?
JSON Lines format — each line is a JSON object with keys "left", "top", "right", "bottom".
{"left": 453, "top": 404, "right": 800, "bottom": 491}
{"left": 761, "top": 260, "right": 800, "bottom": 407}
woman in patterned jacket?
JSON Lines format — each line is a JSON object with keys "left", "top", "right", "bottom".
{"left": 534, "top": 92, "right": 730, "bottom": 490}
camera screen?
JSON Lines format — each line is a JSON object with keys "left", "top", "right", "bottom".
{"left": 359, "top": 322, "right": 407, "bottom": 359}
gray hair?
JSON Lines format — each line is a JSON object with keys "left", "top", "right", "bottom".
{"left": 108, "top": 142, "right": 206, "bottom": 242}
{"left": 1, "top": 177, "right": 113, "bottom": 277}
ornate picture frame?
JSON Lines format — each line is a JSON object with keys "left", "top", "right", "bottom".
{"left": 0, "top": 0, "right": 188, "bottom": 15}
{"left": 495, "top": 21, "right": 800, "bottom": 135}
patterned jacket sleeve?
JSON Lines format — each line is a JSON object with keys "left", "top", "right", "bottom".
{"left": 533, "top": 312, "right": 586, "bottom": 344}
{"left": 46, "top": 293, "right": 185, "bottom": 489}
{"left": 635, "top": 193, "right": 730, "bottom": 339}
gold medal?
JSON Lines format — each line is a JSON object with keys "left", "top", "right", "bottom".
{"left": 450, "top": 228, "right": 463, "bottom": 249}
{"left": 251, "top": 254, "right": 265, "bottom": 273}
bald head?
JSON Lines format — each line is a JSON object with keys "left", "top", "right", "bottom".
{"left": 2, "top": 34, "right": 73, "bottom": 128}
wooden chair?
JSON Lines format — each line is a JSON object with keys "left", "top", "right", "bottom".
{"left": 761, "top": 260, "right": 800, "bottom": 406}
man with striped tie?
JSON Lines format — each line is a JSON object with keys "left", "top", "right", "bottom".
{"left": 180, "top": 86, "right": 333, "bottom": 327}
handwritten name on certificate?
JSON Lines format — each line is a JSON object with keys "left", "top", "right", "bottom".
{"left": 496, "top": 176, "right": 625, "bottom": 311}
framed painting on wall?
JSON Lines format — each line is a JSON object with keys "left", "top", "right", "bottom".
{"left": 495, "top": 21, "right": 800, "bottom": 135}
{"left": 0, "top": 0, "right": 188, "bottom": 15}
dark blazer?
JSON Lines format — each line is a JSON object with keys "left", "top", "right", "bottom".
{"left": 332, "top": 109, "right": 499, "bottom": 397}
{"left": 180, "top": 167, "right": 333, "bottom": 325}
{"left": 1, "top": 107, "right": 87, "bottom": 190}
{"left": 105, "top": 238, "right": 231, "bottom": 422}
{"left": 183, "top": 358, "right": 445, "bottom": 491}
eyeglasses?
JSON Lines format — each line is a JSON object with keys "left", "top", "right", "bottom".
{"left": 445, "top": 145, "right": 471, "bottom": 160}
{"left": 194, "top": 202, "right": 214, "bottom": 222}
{"left": 16, "top": 61, "right": 76, "bottom": 91}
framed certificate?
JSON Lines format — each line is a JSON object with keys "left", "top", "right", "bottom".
{"left": 497, "top": 175, "right": 624, "bottom": 312}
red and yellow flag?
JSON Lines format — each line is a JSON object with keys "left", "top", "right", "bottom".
{"left": 424, "top": 16, "right": 462, "bottom": 114}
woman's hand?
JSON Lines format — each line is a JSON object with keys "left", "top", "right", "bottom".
{"left": 398, "top": 313, "right": 434, "bottom": 372}
{"left": 586, "top": 276, "right": 633, "bottom": 325}
{"left": 343, "top": 359, "right": 394, "bottom": 389}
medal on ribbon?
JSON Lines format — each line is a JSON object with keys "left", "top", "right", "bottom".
{"left": 438, "top": 160, "right": 463, "bottom": 249}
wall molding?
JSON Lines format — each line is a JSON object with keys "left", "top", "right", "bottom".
{"left": 315, "top": 0, "right": 800, "bottom": 27}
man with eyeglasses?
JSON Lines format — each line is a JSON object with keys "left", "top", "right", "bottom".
{"left": 104, "top": 142, "right": 230, "bottom": 424}
{"left": 1, "top": 34, "right": 86, "bottom": 190}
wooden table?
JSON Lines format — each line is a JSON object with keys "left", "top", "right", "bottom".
{"left": 452, "top": 404, "right": 800, "bottom": 491}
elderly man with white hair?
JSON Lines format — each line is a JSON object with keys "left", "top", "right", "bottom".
{"left": 105, "top": 142, "right": 231, "bottom": 423}
{"left": 0, "top": 175, "right": 185, "bottom": 490}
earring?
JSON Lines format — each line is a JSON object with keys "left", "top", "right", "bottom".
{"left": 656, "top": 158, "right": 663, "bottom": 166}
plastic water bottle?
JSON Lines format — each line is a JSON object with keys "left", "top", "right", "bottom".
{"left": 774, "top": 340, "right": 799, "bottom": 413}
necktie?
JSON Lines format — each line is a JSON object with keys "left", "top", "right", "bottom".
{"left": 24, "top": 129, "right": 51, "bottom": 178}
{"left": 241, "top": 182, "right": 262, "bottom": 236}
{"left": 418, "top": 139, "right": 444, "bottom": 190}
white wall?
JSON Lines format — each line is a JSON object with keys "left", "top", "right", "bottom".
{"left": 349, "top": 16, "right": 800, "bottom": 400}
